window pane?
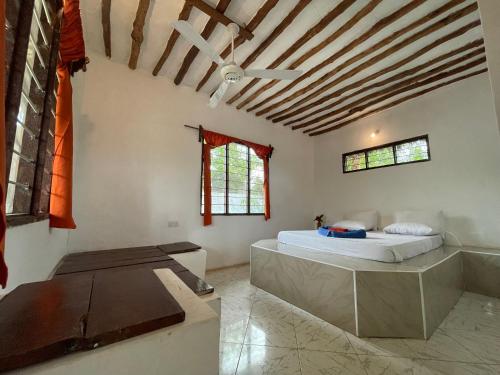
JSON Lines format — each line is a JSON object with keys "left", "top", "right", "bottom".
{"left": 250, "top": 149, "right": 264, "bottom": 213}
{"left": 228, "top": 143, "right": 248, "bottom": 214}
{"left": 396, "top": 139, "right": 429, "bottom": 163}
{"left": 344, "top": 152, "right": 366, "bottom": 172}
{"left": 201, "top": 145, "right": 226, "bottom": 214}
{"left": 367, "top": 147, "right": 395, "bottom": 168}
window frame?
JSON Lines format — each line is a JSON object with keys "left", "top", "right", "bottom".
{"left": 342, "top": 134, "right": 431, "bottom": 174}
{"left": 4, "top": 0, "right": 61, "bottom": 227}
{"left": 200, "top": 142, "right": 265, "bottom": 216}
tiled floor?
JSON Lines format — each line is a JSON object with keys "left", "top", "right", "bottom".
{"left": 206, "top": 264, "right": 500, "bottom": 375}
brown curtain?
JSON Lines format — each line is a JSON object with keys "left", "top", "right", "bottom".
{"left": 201, "top": 129, "right": 273, "bottom": 226}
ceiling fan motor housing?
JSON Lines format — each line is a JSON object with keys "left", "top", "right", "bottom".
{"left": 221, "top": 63, "right": 243, "bottom": 83}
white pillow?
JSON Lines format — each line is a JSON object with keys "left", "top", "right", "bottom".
{"left": 345, "top": 210, "right": 378, "bottom": 231}
{"left": 384, "top": 222, "right": 437, "bottom": 236}
{"left": 332, "top": 220, "right": 366, "bottom": 231}
{"left": 394, "top": 210, "right": 443, "bottom": 234}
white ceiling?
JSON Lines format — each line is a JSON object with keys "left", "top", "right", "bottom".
{"left": 79, "top": 0, "right": 486, "bottom": 134}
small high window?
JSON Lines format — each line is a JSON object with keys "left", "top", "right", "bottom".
{"left": 343, "top": 135, "right": 430, "bottom": 173}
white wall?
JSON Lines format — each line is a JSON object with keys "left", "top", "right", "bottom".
{"left": 68, "top": 52, "right": 314, "bottom": 269}
{"left": 3, "top": 222, "right": 68, "bottom": 294}
{"left": 478, "top": 0, "right": 500, "bottom": 132}
{"left": 314, "top": 74, "right": 500, "bottom": 248}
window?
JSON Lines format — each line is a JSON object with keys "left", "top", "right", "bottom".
{"left": 5, "top": 0, "right": 60, "bottom": 225}
{"left": 343, "top": 135, "right": 430, "bottom": 173}
{"left": 201, "top": 143, "right": 265, "bottom": 215}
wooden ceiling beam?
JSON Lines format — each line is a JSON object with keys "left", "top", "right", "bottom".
{"left": 186, "top": 0, "right": 254, "bottom": 41}
{"left": 280, "top": 38, "right": 484, "bottom": 125}
{"left": 101, "top": 0, "right": 111, "bottom": 58}
{"left": 128, "top": 0, "right": 151, "bottom": 69}
{"left": 293, "top": 50, "right": 485, "bottom": 130}
{"left": 153, "top": 2, "right": 193, "bottom": 76}
{"left": 195, "top": 0, "right": 279, "bottom": 91}
{"left": 234, "top": 0, "right": 382, "bottom": 110}
{"left": 174, "top": 0, "right": 232, "bottom": 85}
{"left": 245, "top": 0, "right": 434, "bottom": 113}
{"left": 308, "top": 68, "right": 488, "bottom": 136}
{"left": 225, "top": 0, "right": 360, "bottom": 105}
{"left": 261, "top": 2, "right": 478, "bottom": 119}
{"left": 217, "top": 0, "right": 310, "bottom": 98}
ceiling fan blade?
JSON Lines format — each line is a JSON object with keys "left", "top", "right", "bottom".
{"left": 244, "top": 69, "right": 303, "bottom": 80}
{"left": 171, "top": 20, "right": 225, "bottom": 65}
{"left": 209, "top": 81, "right": 230, "bottom": 108}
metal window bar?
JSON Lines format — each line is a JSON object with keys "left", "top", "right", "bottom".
{"left": 13, "top": 149, "right": 36, "bottom": 164}
{"left": 40, "top": 0, "right": 53, "bottom": 26}
{"left": 21, "top": 91, "right": 41, "bottom": 114}
{"left": 8, "top": 180, "right": 31, "bottom": 191}
{"left": 29, "top": 34, "right": 46, "bottom": 69}
{"left": 48, "top": 128, "right": 54, "bottom": 137}
{"left": 33, "top": 8, "right": 49, "bottom": 46}
{"left": 16, "top": 120, "right": 37, "bottom": 140}
{"left": 25, "top": 62, "right": 44, "bottom": 92}
{"left": 50, "top": 109, "right": 55, "bottom": 118}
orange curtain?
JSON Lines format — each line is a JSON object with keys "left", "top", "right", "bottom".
{"left": 49, "top": 66, "right": 76, "bottom": 228}
{"left": 0, "top": 1, "right": 8, "bottom": 287}
{"left": 201, "top": 129, "right": 273, "bottom": 226}
{"left": 49, "top": 0, "right": 85, "bottom": 229}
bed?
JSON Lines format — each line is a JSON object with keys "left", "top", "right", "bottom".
{"left": 277, "top": 230, "right": 443, "bottom": 262}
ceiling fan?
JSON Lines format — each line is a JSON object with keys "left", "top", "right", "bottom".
{"left": 171, "top": 20, "right": 303, "bottom": 108}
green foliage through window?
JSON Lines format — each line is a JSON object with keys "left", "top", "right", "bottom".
{"left": 202, "top": 143, "right": 265, "bottom": 215}
{"left": 343, "top": 135, "right": 430, "bottom": 173}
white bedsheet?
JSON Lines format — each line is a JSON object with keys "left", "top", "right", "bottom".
{"left": 277, "top": 230, "right": 443, "bottom": 263}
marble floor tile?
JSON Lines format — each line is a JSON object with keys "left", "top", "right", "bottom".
{"left": 358, "top": 355, "right": 427, "bottom": 375}
{"left": 221, "top": 311, "right": 250, "bottom": 344}
{"left": 404, "top": 330, "right": 482, "bottom": 363}
{"left": 251, "top": 294, "right": 294, "bottom": 323}
{"left": 443, "top": 329, "right": 500, "bottom": 364}
{"left": 414, "top": 359, "right": 499, "bottom": 375}
{"left": 222, "top": 294, "right": 254, "bottom": 316}
{"left": 244, "top": 315, "right": 297, "bottom": 348}
{"left": 293, "top": 308, "right": 354, "bottom": 354}
{"left": 347, "top": 334, "right": 414, "bottom": 357}
{"left": 220, "top": 342, "right": 243, "bottom": 375}
{"left": 299, "top": 350, "right": 365, "bottom": 375}
{"left": 236, "top": 345, "right": 301, "bottom": 375}
{"left": 439, "top": 307, "right": 500, "bottom": 334}
{"left": 206, "top": 267, "right": 237, "bottom": 286}
{"left": 453, "top": 292, "right": 500, "bottom": 314}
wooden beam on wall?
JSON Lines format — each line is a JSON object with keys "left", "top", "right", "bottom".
{"left": 195, "top": 0, "right": 278, "bottom": 91}
{"left": 128, "top": 0, "right": 151, "bottom": 69}
{"left": 174, "top": 0, "right": 232, "bottom": 85}
{"left": 101, "top": 0, "right": 111, "bottom": 58}
{"left": 293, "top": 50, "right": 485, "bottom": 131}
{"left": 186, "top": 0, "right": 253, "bottom": 40}
{"left": 260, "top": 2, "right": 478, "bottom": 119}
{"left": 245, "top": 0, "right": 433, "bottom": 113}
{"left": 153, "top": 2, "right": 193, "bottom": 76}
{"left": 308, "top": 68, "right": 488, "bottom": 136}
{"left": 287, "top": 41, "right": 484, "bottom": 128}
{"left": 235, "top": 0, "right": 382, "bottom": 110}
{"left": 226, "top": 0, "right": 359, "bottom": 105}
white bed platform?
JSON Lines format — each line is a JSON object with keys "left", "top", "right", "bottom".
{"left": 278, "top": 230, "right": 443, "bottom": 263}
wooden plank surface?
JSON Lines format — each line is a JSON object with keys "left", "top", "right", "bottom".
{"left": 176, "top": 270, "right": 214, "bottom": 295}
{"left": 0, "top": 275, "right": 93, "bottom": 372}
{"left": 157, "top": 241, "right": 201, "bottom": 255}
{"left": 84, "top": 268, "right": 185, "bottom": 348}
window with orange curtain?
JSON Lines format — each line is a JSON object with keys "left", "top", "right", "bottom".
{"left": 201, "top": 142, "right": 265, "bottom": 216}
{"left": 4, "top": 0, "right": 60, "bottom": 226}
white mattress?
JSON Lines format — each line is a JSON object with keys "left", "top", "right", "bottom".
{"left": 277, "top": 230, "right": 443, "bottom": 263}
